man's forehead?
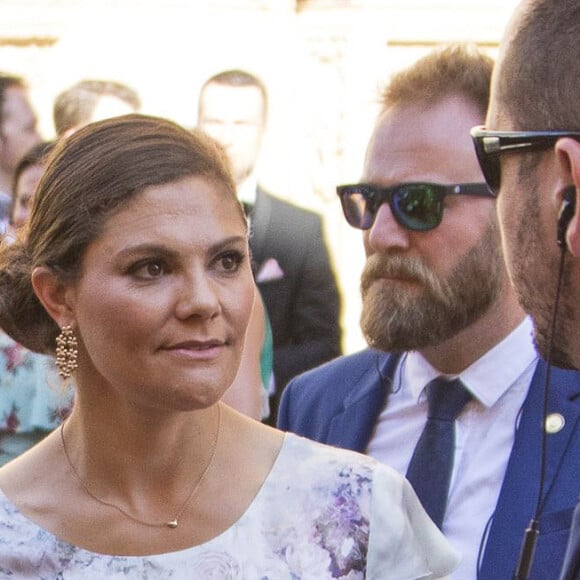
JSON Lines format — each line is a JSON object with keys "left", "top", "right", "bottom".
{"left": 201, "top": 84, "right": 264, "bottom": 111}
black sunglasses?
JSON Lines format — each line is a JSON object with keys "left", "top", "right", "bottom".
{"left": 471, "top": 126, "right": 580, "bottom": 195}
{"left": 336, "top": 182, "right": 493, "bottom": 232}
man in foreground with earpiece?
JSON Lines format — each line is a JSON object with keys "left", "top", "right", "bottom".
{"left": 469, "top": 1, "right": 580, "bottom": 578}
{"left": 278, "top": 43, "right": 580, "bottom": 579}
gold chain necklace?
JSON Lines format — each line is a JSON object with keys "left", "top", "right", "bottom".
{"left": 60, "top": 403, "right": 222, "bottom": 529}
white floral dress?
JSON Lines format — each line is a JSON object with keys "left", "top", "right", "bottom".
{"left": 0, "top": 434, "right": 459, "bottom": 579}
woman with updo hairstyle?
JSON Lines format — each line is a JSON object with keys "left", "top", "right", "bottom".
{"left": 0, "top": 114, "right": 458, "bottom": 578}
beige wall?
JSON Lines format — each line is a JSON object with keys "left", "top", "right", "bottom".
{"left": 1, "top": 0, "right": 520, "bottom": 353}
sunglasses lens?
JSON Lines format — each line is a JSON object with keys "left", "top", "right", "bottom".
{"left": 340, "top": 188, "right": 375, "bottom": 229}
{"left": 339, "top": 184, "right": 443, "bottom": 231}
{"left": 392, "top": 184, "right": 443, "bottom": 231}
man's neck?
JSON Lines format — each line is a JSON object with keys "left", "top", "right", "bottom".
{"left": 420, "top": 293, "right": 528, "bottom": 374}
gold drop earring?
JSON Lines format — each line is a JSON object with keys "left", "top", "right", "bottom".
{"left": 55, "top": 325, "right": 78, "bottom": 379}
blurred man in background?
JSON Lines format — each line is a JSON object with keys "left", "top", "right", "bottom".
{"left": 198, "top": 69, "right": 342, "bottom": 424}
{"left": 53, "top": 79, "right": 141, "bottom": 138}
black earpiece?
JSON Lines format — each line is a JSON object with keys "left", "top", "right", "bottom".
{"left": 557, "top": 186, "right": 576, "bottom": 249}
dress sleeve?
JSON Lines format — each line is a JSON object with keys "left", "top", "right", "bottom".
{"left": 366, "top": 464, "right": 461, "bottom": 579}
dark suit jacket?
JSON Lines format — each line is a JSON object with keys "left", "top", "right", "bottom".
{"left": 250, "top": 188, "right": 341, "bottom": 423}
{"left": 561, "top": 504, "right": 580, "bottom": 580}
{"left": 278, "top": 349, "right": 580, "bottom": 580}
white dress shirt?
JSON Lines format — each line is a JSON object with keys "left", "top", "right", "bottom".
{"left": 237, "top": 173, "right": 258, "bottom": 206}
{"left": 366, "top": 317, "right": 538, "bottom": 580}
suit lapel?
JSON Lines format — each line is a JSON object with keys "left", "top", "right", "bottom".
{"left": 327, "top": 353, "right": 401, "bottom": 452}
{"left": 543, "top": 365, "right": 580, "bottom": 490}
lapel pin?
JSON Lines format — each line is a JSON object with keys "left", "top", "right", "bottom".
{"left": 545, "top": 413, "right": 565, "bottom": 434}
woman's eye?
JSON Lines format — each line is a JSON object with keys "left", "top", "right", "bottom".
{"left": 146, "top": 262, "right": 164, "bottom": 277}
{"left": 217, "top": 251, "right": 244, "bottom": 273}
{"left": 130, "top": 260, "right": 165, "bottom": 279}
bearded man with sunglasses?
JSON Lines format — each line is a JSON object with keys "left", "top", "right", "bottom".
{"left": 470, "top": 1, "right": 580, "bottom": 579}
{"left": 278, "top": 43, "right": 580, "bottom": 580}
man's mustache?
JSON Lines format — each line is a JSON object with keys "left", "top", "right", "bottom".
{"left": 361, "top": 254, "right": 438, "bottom": 292}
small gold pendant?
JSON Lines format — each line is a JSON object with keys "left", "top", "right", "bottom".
{"left": 167, "top": 519, "right": 178, "bottom": 529}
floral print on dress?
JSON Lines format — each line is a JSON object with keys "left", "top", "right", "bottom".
{"left": 2, "top": 341, "right": 30, "bottom": 373}
{"left": 2, "top": 403, "right": 20, "bottom": 434}
{"left": 314, "top": 468, "right": 371, "bottom": 577}
{"left": 0, "top": 331, "right": 73, "bottom": 436}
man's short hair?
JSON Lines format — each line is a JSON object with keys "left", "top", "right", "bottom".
{"left": 380, "top": 43, "right": 494, "bottom": 119}
{"left": 53, "top": 79, "right": 141, "bottom": 136}
{"left": 198, "top": 69, "right": 268, "bottom": 121}
{"left": 495, "top": 0, "right": 580, "bottom": 130}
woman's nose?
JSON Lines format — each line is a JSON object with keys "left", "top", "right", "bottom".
{"left": 175, "top": 271, "right": 221, "bottom": 320}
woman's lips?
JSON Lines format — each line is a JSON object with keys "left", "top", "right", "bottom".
{"left": 162, "top": 339, "right": 226, "bottom": 359}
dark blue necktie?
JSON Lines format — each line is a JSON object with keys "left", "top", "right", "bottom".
{"left": 406, "top": 377, "right": 472, "bottom": 529}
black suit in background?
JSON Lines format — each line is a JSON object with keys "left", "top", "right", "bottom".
{"left": 250, "top": 188, "right": 342, "bottom": 424}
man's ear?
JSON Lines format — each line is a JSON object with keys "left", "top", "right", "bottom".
{"left": 555, "top": 138, "right": 580, "bottom": 256}
{"left": 31, "top": 266, "right": 75, "bottom": 327}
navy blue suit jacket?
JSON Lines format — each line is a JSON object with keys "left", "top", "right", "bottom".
{"left": 561, "top": 504, "right": 580, "bottom": 579}
{"left": 278, "top": 349, "right": 580, "bottom": 579}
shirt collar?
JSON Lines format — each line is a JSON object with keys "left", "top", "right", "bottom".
{"left": 403, "top": 316, "right": 537, "bottom": 407}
